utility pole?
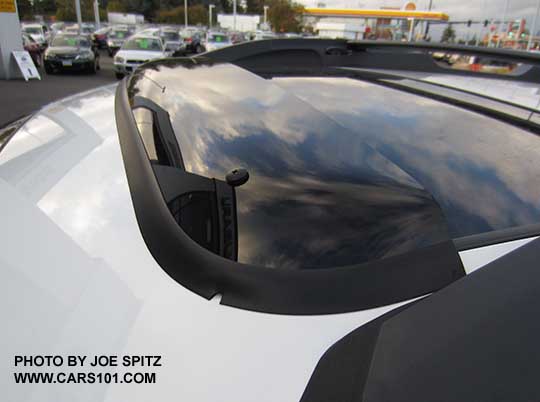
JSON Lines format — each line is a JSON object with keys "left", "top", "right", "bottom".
{"left": 424, "top": 0, "right": 433, "bottom": 39}
{"left": 75, "top": 0, "right": 82, "bottom": 26}
{"left": 93, "top": 0, "right": 101, "bottom": 30}
{"left": 476, "top": 0, "right": 487, "bottom": 46}
{"left": 527, "top": 0, "right": 540, "bottom": 50}
{"left": 209, "top": 4, "right": 215, "bottom": 29}
{"left": 233, "top": 0, "right": 237, "bottom": 31}
{"left": 497, "top": 0, "right": 509, "bottom": 47}
{"left": 264, "top": 5, "right": 269, "bottom": 26}
{"left": 408, "top": 18, "right": 415, "bottom": 42}
{"left": 184, "top": 0, "right": 188, "bottom": 28}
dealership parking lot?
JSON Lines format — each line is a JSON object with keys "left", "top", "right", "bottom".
{"left": 0, "top": 49, "right": 116, "bottom": 126}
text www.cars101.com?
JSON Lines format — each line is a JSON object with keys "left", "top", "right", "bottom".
{"left": 14, "top": 371, "right": 156, "bottom": 384}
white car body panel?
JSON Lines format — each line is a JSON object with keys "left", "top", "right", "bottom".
{"left": 459, "top": 236, "right": 538, "bottom": 274}
{"left": 1, "top": 85, "right": 535, "bottom": 402}
{"left": 205, "top": 41, "right": 232, "bottom": 52}
{"left": 115, "top": 49, "right": 166, "bottom": 61}
{"left": 114, "top": 49, "right": 166, "bottom": 74}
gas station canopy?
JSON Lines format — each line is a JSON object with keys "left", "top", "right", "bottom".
{"left": 304, "top": 8, "right": 449, "bottom": 22}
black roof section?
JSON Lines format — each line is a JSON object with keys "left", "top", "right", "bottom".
{"left": 301, "top": 237, "right": 540, "bottom": 402}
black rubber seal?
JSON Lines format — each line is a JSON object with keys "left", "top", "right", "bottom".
{"left": 114, "top": 77, "right": 465, "bottom": 315}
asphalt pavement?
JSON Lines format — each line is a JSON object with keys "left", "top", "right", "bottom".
{"left": 0, "top": 49, "right": 117, "bottom": 126}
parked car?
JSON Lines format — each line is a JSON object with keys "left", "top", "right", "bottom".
{"left": 21, "top": 23, "right": 50, "bottom": 49}
{"left": 80, "top": 23, "right": 95, "bottom": 35}
{"left": 63, "top": 23, "right": 95, "bottom": 35}
{"left": 113, "top": 35, "right": 167, "bottom": 79}
{"left": 63, "top": 24, "right": 80, "bottom": 35}
{"left": 21, "top": 32, "right": 43, "bottom": 68}
{"left": 2, "top": 40, "right": 540, "bottom": 402}
{"left": 160, "top": 27, "right": 183, "bottom": 53}
{"left": 136, "top": 27, "right": 161, "bottom": 37}
{"left": 107, "top": 27, "right": 132, "bottom": 56}
{"left": 92, "top": 26, "right": 111, "bottom": 48}
{"left": 44, "top": 34, "right": 100, "bottom": 74}
{"left": 230, "top": 31, "right": 247, "bottom": 44}
{"left": 181, "top": 28, "right": 204, "bottom": 53}
{"left": 203, "top": 32, "right": 232, "bottom": 52}
{"left": 50, "top": 21, "right": 65, "bottom": 34}
{"left": 249, "top": 30, "right": 277, "bottom": 41}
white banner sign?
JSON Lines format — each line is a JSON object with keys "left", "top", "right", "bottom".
{"left": 12, "top": 51, "right": 41, "bottom": 81}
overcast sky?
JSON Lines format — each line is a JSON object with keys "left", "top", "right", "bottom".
{"left": 297, "top": 0, "right": 540, "bottom": 39}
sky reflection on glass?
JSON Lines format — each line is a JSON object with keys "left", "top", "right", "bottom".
{"left": 274, "top": 77, "right": 540, "bottom": 238}
{"left": 130, "top": 62, "right": 452, "bottom": 268}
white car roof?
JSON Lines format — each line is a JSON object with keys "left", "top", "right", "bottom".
{"left": 130, "top": 34, "right": 162, "bottom": 41}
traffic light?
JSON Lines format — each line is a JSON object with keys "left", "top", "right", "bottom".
{"left": 467, "top": 20, "right": 472, "bottom": 27}
{"left": 484, "top": 20, "right": 489, "bottom": 27}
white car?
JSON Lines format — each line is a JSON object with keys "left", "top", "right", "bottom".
{"left": 106, "top": 26, "right": 132, "bottom": 56}
{"left": 203, "top": 32, "right": 232, "bottom": 52}
{"left": 21, "top": 23, "right": 50, "bottom": 48}
{"left": 136, "top": 27, "right": 161, "bottom": 37}
{"left": 2, "top": 39, "right": 540, "bottom": 402}
{"left": 160, "top": 27, "right": 183, "bottom": 53}
{"left": 251, "top": 29, "right": 277, "bottom": 40}
{"left": 114, "top": 35, "right": 168, "bottom": 79}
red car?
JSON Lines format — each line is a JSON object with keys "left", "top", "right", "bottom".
{"left": 22, "top": 32, "right": 43, "bottom": 68}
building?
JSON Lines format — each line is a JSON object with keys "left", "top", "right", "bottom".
{"left": 217, "top": 14, "right": 260, "bottom": 32}
{"left": 303, "top": 3, "right": 449, "bottom": 41}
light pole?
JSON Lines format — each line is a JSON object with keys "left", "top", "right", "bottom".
{"left": 264, "top": 5, "right": 269, "bottom": 25}
{"left": 527, "top": 0, "right": 540, "bottom": 50}
{"left": 408, "top": 18, "right": 415, "bottom": 42}
{"left": 209, "top": 4, "right": 215, "bottom": 29}
{"left": 75, "top": 0, "right": 82, "bottom": 26}
{"left": 93, "top": 0, "right": 101, "bottom": 30}
{"left": 497, "top": 0, "right": 510, "bottom": 47}
{"left": 184, "top": 0, "right": 188, "bottom": 28}
{"left": 476, "top": 0, "right": 487, "bottom": 46}
{"left": 424, "top": 0, "right": 433, "bottom": 39}
{"left": 233, "top": 0, "right": 237, "bottom": 31}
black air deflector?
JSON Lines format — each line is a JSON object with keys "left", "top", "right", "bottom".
{"left": 115, "top": 75, "right": 465, "bottom": 315}
{"left": 301, "top": 237, "right": 540, "bottom": 401}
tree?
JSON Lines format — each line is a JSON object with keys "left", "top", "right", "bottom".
{"left": 56, "top": 0, "right": 107, "bottom": 22}
{"left": 107, "top": 0, "right": 127, "bottom": 12}
{"left": 155, "top": 4, "right": 208, "bottom": 24}
{"left": 55, "top": 0, "right": 76, "bottom": 21}
{"left": 441, "top": 24, "right": 456, "bottom": 43}
{"left": 220, "top": 0, "right": 232, "bottom": 13}
{"left": 33, "top": 0, "right": 56, "bottom": 16}
{"left": 245, "top": 0, "right": 263, "bottom": 14}
{"left": 188, "top": 4, "right": 208, "bottom": 25}
{"left": 267, "top": 0, "right": 304, "bottom": 33}
{"left": 16, "top": 0, "right": 33, "bottom": 19}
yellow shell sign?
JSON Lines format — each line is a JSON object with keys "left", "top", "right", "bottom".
{"left": 403, "top": 2, "right": 416, "bottom": 11}
{"left": 0, "top": 0, "right": 16, "bottom": 13}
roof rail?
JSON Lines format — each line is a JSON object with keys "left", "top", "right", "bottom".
{"left": 197, "top": 38, "right": 540, "bottom": 83}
